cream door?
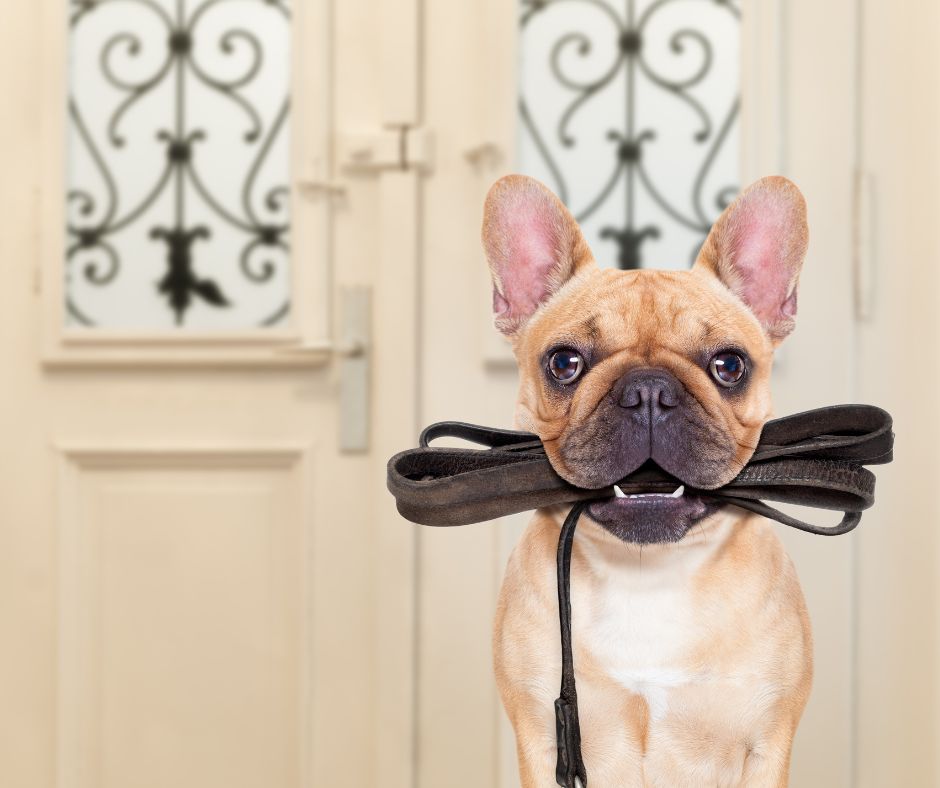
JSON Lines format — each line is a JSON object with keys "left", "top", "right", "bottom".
{"left": 0, "top": 2, "right": 418, "bottom": 788}
{"left": 415, "top": 0, "right": 931, "bottom": 786}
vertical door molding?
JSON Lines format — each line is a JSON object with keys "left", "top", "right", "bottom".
{"left": 741, "top": 0, "right": 787, "bottom": 182}
{"left": 372, "top": 1, "right": 423, "bottom": 786}
{"left": 372, "top": 171, "right": 421, "bottom": 788}
{"left": 416, "top": 1, "right": 524, "bottom": 785}
{"left": 853, "top": 0, "right": 940, "bottom": 784}
{"left": 746, "top": 0, "right": 862, "bottom": 784}
{"left": 474, "top": 0, "right": 518, "bottom": 370}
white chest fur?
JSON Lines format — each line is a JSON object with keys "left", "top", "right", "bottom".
{"left": 574, "top": 521, "right": 733, "bottom": 721}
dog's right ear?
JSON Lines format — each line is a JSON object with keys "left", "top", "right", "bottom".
{"left": 482, "top": 175, "right": 595, "bottom": 336}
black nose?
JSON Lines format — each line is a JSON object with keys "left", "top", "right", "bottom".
{"left": 618, "top": 369, "right": 681, "bottom": 417}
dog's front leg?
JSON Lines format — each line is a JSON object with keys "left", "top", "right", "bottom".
{"left": 738, "top": 720, "right": 797, "bottom": 788}
{"left": 510, "top": 717, "right": 562, "bottom": 788}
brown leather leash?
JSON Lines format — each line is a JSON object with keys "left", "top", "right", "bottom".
{"left": 386, "top": 404, "right": 894, "bottom": 787}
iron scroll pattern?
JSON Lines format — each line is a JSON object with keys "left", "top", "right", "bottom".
{"left": 520, "top": 0, "right": 740, "bottom": 269}
{"left": 68, "top": 0, "right": 291, "bottom": 327}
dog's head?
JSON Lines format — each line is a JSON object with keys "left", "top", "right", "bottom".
{"left": 482, "top": 175, "right": 809, "bottom": 544}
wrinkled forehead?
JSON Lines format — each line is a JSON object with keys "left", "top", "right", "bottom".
{"left": 520, "top": 268, "right": 770, "bottom": 356}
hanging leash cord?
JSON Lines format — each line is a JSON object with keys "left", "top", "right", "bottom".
{"left": 387, "top": 404, "right": 894, "bottom": 787}
{"left": 555, "top": 501, "right": 588, "bottom": 788}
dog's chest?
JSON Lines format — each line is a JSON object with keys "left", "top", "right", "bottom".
{"left": 587, "top": 580, "right": 698, "bottom": 720}
{"left": 576, "top": 538, "right": 721, "bottom": 721}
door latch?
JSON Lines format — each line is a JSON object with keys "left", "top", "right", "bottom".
{"left": 339, "top": 286, "right": 372, "bottom": 453}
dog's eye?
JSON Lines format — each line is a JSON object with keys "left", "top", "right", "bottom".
{"left": 548, "top": 349, "right": 584, "bottom": 384}
{"left": 709, "top": 352, "right": 746, "bottom": 387}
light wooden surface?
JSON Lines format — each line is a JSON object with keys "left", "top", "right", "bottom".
{"left": 854, "top": 0, "right": 940, "bottom": 785}
{"left": 0, "top": 1, "right": 419, "bottom": 786}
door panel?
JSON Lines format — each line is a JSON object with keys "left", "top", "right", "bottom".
{"left": 58, "top": 451, "right": 306, "bottom": 788}
{"left": 1, "top": 1, "right": 417, "bottom": 786}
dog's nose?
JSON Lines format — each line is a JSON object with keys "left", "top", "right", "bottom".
{"left": 618, "top": 369, "right": 681, "bottom": 416}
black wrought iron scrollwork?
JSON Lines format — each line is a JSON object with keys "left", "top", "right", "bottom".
{"left": 520, "top": 0, "right": 740, "bottom": 269}
{"left": 68, "top": 0, "right": 291, "bottom": 326}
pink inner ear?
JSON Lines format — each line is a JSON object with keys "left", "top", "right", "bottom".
{"left": 495, "top": 208, "right": 561, "bottom": 321}
{"left": 727, "top": 191, "right": 801, "bottom": 330}
{"left": 735, "top": 218, "right": 792, "bottom": 325}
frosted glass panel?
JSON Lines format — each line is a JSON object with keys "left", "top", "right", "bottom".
{"left": 519, "top": 0, "right": 740, "bottom": 269}
{"left": 66, "top": 0, "right": 292, "bottom": 329}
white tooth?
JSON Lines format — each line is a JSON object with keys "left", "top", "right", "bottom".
{"left": 671, "top": 485, "right": 685, "bottom": 498}
{"left": 613, "top": 484, "right": 627, "bottom": 498}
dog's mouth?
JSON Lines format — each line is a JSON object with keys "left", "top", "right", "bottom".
{"left": 585, "top": 465, "right": 726, "bottom": 545}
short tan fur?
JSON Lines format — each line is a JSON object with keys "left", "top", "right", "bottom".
{"left": 484, "top": 174, "right": 812, "bottom": 787}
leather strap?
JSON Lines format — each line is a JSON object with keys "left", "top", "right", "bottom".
{"left": 555, "top": 502, "right": 588, "bottom": 788}
{"left": 386, "top": 404, "right": 894, "bottom": 787}
{"left": 388, "top": 405, "right": 892, "bottom": 534}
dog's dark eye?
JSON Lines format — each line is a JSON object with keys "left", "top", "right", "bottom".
{"left": 548, "top": 349, "right": 584, "bottom": 384}
{"left": 709, "top": 352, "right": 746, "bottom": 387}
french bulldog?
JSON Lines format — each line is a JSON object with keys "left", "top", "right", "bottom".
{"left": 484, "top": 175, "right": 812, "bottom": 787}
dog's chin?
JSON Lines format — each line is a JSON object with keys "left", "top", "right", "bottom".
{"left": 586, "top": 494, "right": 723, "bottom": 545}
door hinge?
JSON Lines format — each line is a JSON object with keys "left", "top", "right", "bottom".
{"left": 337, "top": 126, "right": 433, "bottom": 174}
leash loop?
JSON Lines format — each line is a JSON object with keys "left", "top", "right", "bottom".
{"left": 389, "top": 405, "right": 893, "bottom": 531}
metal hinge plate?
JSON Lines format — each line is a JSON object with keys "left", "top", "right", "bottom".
{"left": 337, "top": 126, "right": 433, "bottom": 174}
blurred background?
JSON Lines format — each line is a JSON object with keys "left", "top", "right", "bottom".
{"left": 1, "top": 0, "right": 937, "bottom": 786}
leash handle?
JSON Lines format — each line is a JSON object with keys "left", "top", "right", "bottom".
{"left": 555, "top": 503, "right": 588, "bottom": 788}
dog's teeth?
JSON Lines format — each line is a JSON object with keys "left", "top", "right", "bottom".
{"left": 615, "top": 486, "right": 684, "bottom": 500}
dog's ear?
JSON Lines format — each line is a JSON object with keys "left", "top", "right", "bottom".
{"left": 482, "top": 174, "right": 595, "bottom": 336}
{"left": 694, "top": 176, "right": 809, "bottom": 344}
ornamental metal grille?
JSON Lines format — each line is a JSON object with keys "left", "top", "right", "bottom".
{"left": 519, "top": 0, "right": 740, "bottom": 270}
{"left": 66, "top": 0, "right": 292, "bottom": 329}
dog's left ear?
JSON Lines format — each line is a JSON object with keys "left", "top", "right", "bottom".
{"left": 482, "top": 175, "right": 595, "bottom": 336}
{"left": 694, "top": 176, "right": 809, "bottom": 344}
